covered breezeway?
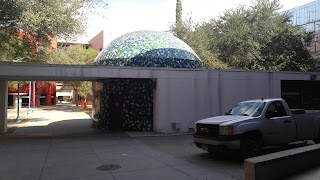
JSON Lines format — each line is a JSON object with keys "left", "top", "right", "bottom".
{"left": 0, "top": 62, "right": 164, "bottom": 134}
{"left": 1, "top": 62, "right": 320, "bottom": 134}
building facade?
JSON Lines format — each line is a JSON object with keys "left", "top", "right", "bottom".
{"left": 8, "top": 81, "right": 56, "bottom": 108}
{"left": 287, "top": 0, "right": 320, "bottom": 53}
{"left": 8, "top": 31, "right": 104, "bottom": 109}
{"left": 92, "top": 30, "right": 203, "bottom": 131}
{"left": 88, "top": 31, "right": 104, "bottom": 52}
{"left": 8, "top": 32, "right": 57, "bottom": 108}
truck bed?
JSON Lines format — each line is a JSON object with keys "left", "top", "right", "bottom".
{"left": 294, "top": 112, "right": 320, "bottom": 141}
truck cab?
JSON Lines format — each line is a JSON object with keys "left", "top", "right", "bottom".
{"left": 194, "top": 98, "right": 320, "bottom": 158}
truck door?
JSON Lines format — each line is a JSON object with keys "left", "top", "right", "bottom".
{"left": 263, "top": 101, "right": 296, "bottom": 145}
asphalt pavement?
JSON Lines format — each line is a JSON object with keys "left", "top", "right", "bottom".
{"left": 2, "top": 103, "right": 319, "bottom": 180}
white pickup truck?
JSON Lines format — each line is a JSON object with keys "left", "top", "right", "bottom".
{"left": 193, "top": 98, "right": 320, "bottom": 158}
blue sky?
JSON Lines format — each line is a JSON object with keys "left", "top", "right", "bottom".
{"left": 78, "top": 0, "right": 315, "bottom": 45}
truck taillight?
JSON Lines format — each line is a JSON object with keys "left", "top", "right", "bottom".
{"left": 219, "top": 126, "right": 233, "bottom": 135}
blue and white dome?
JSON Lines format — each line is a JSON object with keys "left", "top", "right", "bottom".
{"left": 95, "top": 30, "right": 203, "bottom": 69}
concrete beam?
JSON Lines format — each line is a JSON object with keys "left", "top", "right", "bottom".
{"left": 0, "top": 80, "right": 8, "bottom": 134}
{"left": 245, "top": 144, "right": 320, "bottom": 180}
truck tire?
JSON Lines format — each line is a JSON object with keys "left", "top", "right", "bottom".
{"left": 241, "top": 134, "right": 262, "bottom": 159}
{"left": 313, "top": 129, "right": 320, "bottom": 144}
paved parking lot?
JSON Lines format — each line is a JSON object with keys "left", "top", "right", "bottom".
{"left": 1, "top": 104, "right": 315, "bottom": 180}
{"left": 1, "top": 104, "right": 245, "bottom": 180}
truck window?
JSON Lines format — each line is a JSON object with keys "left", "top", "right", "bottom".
{"left": 226, "top": 102, "right": 266, "bottom": 117}
{"left": 266, "top": 101, "right": 287, "bottom": 118}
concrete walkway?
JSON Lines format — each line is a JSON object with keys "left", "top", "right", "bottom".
{"left": 6, "top": 103, "right": 98, "bottom": 137}
{"left": 1, "top": 104, "right": 240, "bottom": 180}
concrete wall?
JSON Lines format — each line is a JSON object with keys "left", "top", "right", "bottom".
{"left": 154, "top": 70, "right": 320, "bottom": 133}
{"left": 1, "top": 63, "right": 320, "bottom": 134}
{"left": 245, "top": 144, "right": 320, "bottom": 180}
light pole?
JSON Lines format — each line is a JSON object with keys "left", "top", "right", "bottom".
{"left": 32, "top": 81, "right": 36, "bottom": 112}
{"left": 16, "top": 81, "right": 20, "bottom": 122}
{"left": 27, "top": 81, "right": 31, "bottom": 114}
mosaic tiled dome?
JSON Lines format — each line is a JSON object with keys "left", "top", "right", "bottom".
{"left": 94, "top": 30, "right": 203, "bottom": 68}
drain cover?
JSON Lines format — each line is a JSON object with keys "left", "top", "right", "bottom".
{"left": 96, "top": 164, "right": 121, "bottom": 171}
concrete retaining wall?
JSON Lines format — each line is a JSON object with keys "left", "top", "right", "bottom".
{"left": 245, "top": 144, "right": 320, "bottom": 180}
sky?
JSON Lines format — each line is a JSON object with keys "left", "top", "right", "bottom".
{"left": 78, "top": 0, "right": 316, "bottom": 45}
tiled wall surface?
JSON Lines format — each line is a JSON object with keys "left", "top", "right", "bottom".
{"left": 93, "top": 79, "right": 153, "bottom": 131}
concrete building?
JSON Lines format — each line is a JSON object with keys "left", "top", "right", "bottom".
{"left": 1, "top": 31, "right": 320, "bottom": 135}
{"left": 88, "top": 31, "right": 104, "bottom": 52}
{"left": 83, "top": 30, "right": 320, "bottom": 132}
{"left": 1, "top": 63, "right": 320, "bottom": 135}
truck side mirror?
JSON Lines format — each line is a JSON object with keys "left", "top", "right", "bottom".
{"left": 265, "top": 110, "right": 275, "bottom": 119}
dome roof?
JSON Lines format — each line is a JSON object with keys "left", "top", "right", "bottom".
{"left": 94, "top": 30, "right": 203, "bottom": 69}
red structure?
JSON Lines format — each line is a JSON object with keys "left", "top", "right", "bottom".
{"left": 7, "top": 31, "right": 57, "bottom": 108}
{"left": 88, "top": 30, "right": 104, "bottom": 52}
{"left": 8, "top": 82, "right": 56, "bottom": 107}
{"left": 8, "top": 31, "right": 103, "bottom": 108}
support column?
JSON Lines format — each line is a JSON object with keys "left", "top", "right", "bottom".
{"left": 0, "top": 80, "right": 8, "bottom": 134}
{"left": 13, "top": 95, "right": 22, "bottom": 109}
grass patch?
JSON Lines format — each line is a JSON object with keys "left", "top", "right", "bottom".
{"left": 7, "top": 118, "right": 30, "bottom": 125}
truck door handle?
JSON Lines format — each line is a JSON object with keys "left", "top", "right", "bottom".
{"left": 284, "top": 120, "right": 291, "bottom": 123}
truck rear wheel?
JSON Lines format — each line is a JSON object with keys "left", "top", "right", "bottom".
{"left": 241, "top": 134, "right": 262, "bottom": 159}
{"left": 313, "top": 129, "right": 320, "bottom": 144}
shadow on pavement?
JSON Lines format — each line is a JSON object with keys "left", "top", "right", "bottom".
{"left": 1, "top": 119, "right": 132, "bottom": 141}
{"left": 39, "top": 104, "right": 87, "bottom": 113}
{"left": 195, "top": 141, "right": 313, "bottom": 162}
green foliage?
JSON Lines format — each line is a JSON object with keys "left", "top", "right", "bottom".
{"left": 46, "top": 45, "right": 99, "bottom": 65}
{"left": 0, "top": 0, "right": 107, "bottom": 62}
{"left": 209, "top": 0, "right": 312, "bottom": 71}
{"left": 0, "top": 31, "right": 35, "bottom": 62}
{"left": 79, "top": 81, "right": 92, "bottom": 101}
{"left": 310, "top": 54, "right": 320, "bottom": 71}
{"left": 66, "top": 97, "right": 73, "bottom": 102}
{"left": 47, "top": 45, "right": 98, "bottom": 103}
{"left": 184, "top": 21, "right": 230, "bottom": 69}
{"left": 8, "top": 81, "right": 19, "bottom": 90}
{"left": 7, "top": 81, "right": 28, "bottom": 90}
{"left": 0, "top": 0, "right": 107, "bottom": 39}
{"left": 171, "top": 0, "right": 314, "bottom": 71}
{"left": 170, "top": 18, "right": 229, "bottom": 69}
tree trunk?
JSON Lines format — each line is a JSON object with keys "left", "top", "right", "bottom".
{"left": 84, "top": 97, "right": 87, "bottom": 109}
{"left": 75, "top": 90, "right": 79, "bottom": 106}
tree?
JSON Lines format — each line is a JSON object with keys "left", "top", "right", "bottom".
{"left": 170, "top": 16, "right": 229, "bottom": 69}
{"left": 210, "top": 0, "right": 312, "bottom": 71}
{"left": 47, "top": 45, "right": 99, "bottom": 106}
{"left": 175, "top": 0, "right": 183, "bottom": 39}
{"left": 169, "top": 1, "right": 229, "bottom": 69}
{"left": 309, "top": 54, "right": 320, "bottom": 72}
{"left": 79, "top": 81, "right": 93, "bottom": 108}
{"left": 0, "top": 0, "right": 107, "bottom": 62}
{"left": 46, "top": 45, "right": 99, "bottom": 64}
{"left": 183, "top": 21, "right": 230, "bottom": 69}
{"left": 171, "top": 0, "right": 314, "bottom": 71}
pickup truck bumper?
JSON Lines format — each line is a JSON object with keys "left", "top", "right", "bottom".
{"left": 193, "top": 134, "right": 241, "bottom": 150}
